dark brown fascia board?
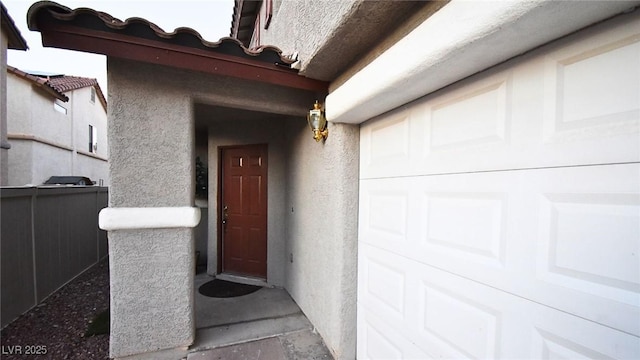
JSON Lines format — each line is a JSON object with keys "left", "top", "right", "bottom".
{"left": 1, "top": 2, "right": 28, "bottom": 50}
{"left": 37, "top": 23, "right": 327, "bottom": 92}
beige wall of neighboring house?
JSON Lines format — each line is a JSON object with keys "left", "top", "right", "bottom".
{"left": 6, "top": 69, "right": 109, "bottom": 186}
{"left": 1, "top": 2, "right": 28, "bottom": 186}
{"left": 1, "top": 31, "right": 9, "bottom": 186}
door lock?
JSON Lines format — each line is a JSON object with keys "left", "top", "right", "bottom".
{"left": 222, "top": 205, "right": 229, "bottom": 228}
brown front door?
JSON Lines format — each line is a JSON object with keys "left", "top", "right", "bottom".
{"left": 220, "top": 144, "right": 268, "bottom": 278}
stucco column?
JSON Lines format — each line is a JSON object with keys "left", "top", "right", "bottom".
{"left": 99, "top": 58, "right": 198, "bottom": 359}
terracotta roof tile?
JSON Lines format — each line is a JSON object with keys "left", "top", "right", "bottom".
{"left": 47, "top": 75, "right": 97, "bottom": 92}
{"left": 7, "top": 65, "right": 68, "bottom": 101}
{"left": 26, "top": 1, "right": 326, "bottom": 91}
{"left": 7, "top": 66, "right": 108, "bottom": 110}
{"left": 48, "top": 75, "right": 108, "bottom": 110}
{"left": 28, "top": 1, "right": 294, "bottom": 66}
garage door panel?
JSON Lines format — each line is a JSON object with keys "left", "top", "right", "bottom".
{"left": 423, "top": 191, "right": 509, "bottom": 268}
{"left": 359, "top": 244, "right": 640, "bottom": 359}
{"left": 359, "top": 13, "right": 640, "bottom": 359}
{"left": 538, "top": 193, "right": 640, "bottom": 299}
{"left": 361, "top": 185, "right": 410, "bottom": 246}
{"left": 358, "top": 308, "right": 432, "bottom": 360}
{"left": 360, "top": 17, "right": 640, "bottom": 180}
{"left": 361, "top": 108, "right": 414, "bottom": 178}
{"left": 543, "top": 27, "right": 640, "bottom": 140}
{"left": 420, "top": 281, "right": 502, "bottom": 359}
{"left": 360, "top": 244, "right": 508, "bottom": 359}
{"left": 427, "top": 75, "right": 511, "bottom": 151}
{"left": 360, "top": 174, "right": 518, "bottom": 277}
{"left": 360, "top": 164, "right": 640, "bottom": 336}
{"left": 363, "top": 257, "right": 406, "bottom": 320}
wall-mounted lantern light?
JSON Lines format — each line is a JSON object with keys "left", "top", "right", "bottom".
{"left": 307, "top": 100, "right": 328, "bottom": 142}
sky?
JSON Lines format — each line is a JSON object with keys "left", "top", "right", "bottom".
{"left": 4, "top": 0, "right": 235, "bottom": 94}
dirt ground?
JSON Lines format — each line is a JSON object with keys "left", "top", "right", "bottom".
{"left": 1, "top": 259, "right": 110, "bottom": 359}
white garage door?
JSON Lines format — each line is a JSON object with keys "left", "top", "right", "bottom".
{"left": 357, "top": 13, "right": 639, "bottom": 359}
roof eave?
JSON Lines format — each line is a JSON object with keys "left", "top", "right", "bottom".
{"left": 93, "top": 84, "right": 108, "bottom": 112}
{"left": 37, "top": 23, "right": 326, "bottom": 92}
{"left": 1, "top": 3, "right": 29, "bottom": 50}
{"left": 230, "top": 0, "right": 261, "bottom": 47}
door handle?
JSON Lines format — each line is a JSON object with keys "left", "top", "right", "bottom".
{"left": 222, "top": 205, "right": 229, "bottom": 230}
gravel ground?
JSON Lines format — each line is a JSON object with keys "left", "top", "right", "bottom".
{"left": 1, "top": 258, "right": 110, "bottom": 359}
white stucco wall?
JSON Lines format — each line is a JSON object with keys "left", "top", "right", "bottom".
{"left": 74, "top": 154, "right": 108, "bottom": 185}
{"left": 205, "top": 115, "right": 288, "bottom": 287}
{"left": 6, "top": 140, "right": 31, "bottom": 185}
{"left": 71, "top": 86, "right": 109, "bottom": 185}
{"left": 256, "top": 0, "right": 358, "bottom": 73}
{"left": 6, "top": 72, "right": 109, "bottom": 185}
{"left": 6, "top": 73, "right": 35, "bottom": 136}
{"left": 285, "top": 119, "right": 359, "bottom": 360}
{"left": 72, "top": 87, "right": 108, "bottom": 158}
{"left": 1, "top": 31, "right": 8, "bottom": 185}
{"left": 32, "top": 142, "right": 73, "bottom": 185}
{"left": 22, "top": 80, "right": 71, "bottom": 145}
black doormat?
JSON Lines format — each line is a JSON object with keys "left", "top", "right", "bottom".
{"left": 198, "top": 279, "right": 262, "bottom": 298}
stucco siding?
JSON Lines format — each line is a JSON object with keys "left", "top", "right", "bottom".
{"left": 107, "top": 58, "right": 316, "bottom": 207}
{"left": 6, "top": 71, "right": 108, "bottom": 185}
{"left": 105, "top": 57, "right": 357, "bottom": 358}
{"left": 29, "top": 83, "right": 71, "bottom": 146}
{"left": 108, "top": 63, "right": 192, "bottom": 208}
{"left": 1, "top": 31, "right": 8, "bottom": 185}
{"left": 75, "top": 153, "right": 108, "bottom": 186}
{"left": 106, "top": 59, "right": 197, "bottom": 358}
{"left": 108, "top": 228, "right": 195, "bottom": 357}
{"left": 6, "top": 73, "right": 34, "bottom": 135}
{"left": 257, "top": 0, "right": 358, "bottom": 75}
{"left": 7, "top": 140, "right": 32, "bottom": 185}
{"left": 72, "top": 86, "right": 108, "bottom": 160}
{"left": 285, "top": 119, "right": 359, "bottom": 360}
{"left": 31, "top": 141, "right": 72, "bottom": 184}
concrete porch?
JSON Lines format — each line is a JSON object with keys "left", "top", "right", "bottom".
{"left": 189, "top": 273, "right": 333, "bottom": 359}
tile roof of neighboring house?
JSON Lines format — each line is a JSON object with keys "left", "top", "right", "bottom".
{"left": 1, "top": 2, "right": 28, "bottom": 50}
{"left": 7, "top": 65, "right": 67, "bottom": 101}
{"left": 27, "top": 1, "right": 326, "bottom": 92}
{"left": 7, "top": 66, "right": 108, "bottom": 110}
{"left": 48, "top": 75, "right": 108, "bottom": 110}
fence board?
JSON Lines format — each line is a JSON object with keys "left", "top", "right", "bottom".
{"left": 1, "top": 186, "right": 108, "bottom": 328}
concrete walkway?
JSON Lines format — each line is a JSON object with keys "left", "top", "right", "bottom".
{"left": 189, "top": 273, "right": 333, "bottom": 360}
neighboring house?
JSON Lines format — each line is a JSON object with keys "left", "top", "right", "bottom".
{"left": 1, "top": 2, "right": 28, "bottom": 186}
{"left": 28, "top": 1, "right": 640, "bottom": 360}
{"left": 6, "top": 66, "right": 108, "bottom": 186}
